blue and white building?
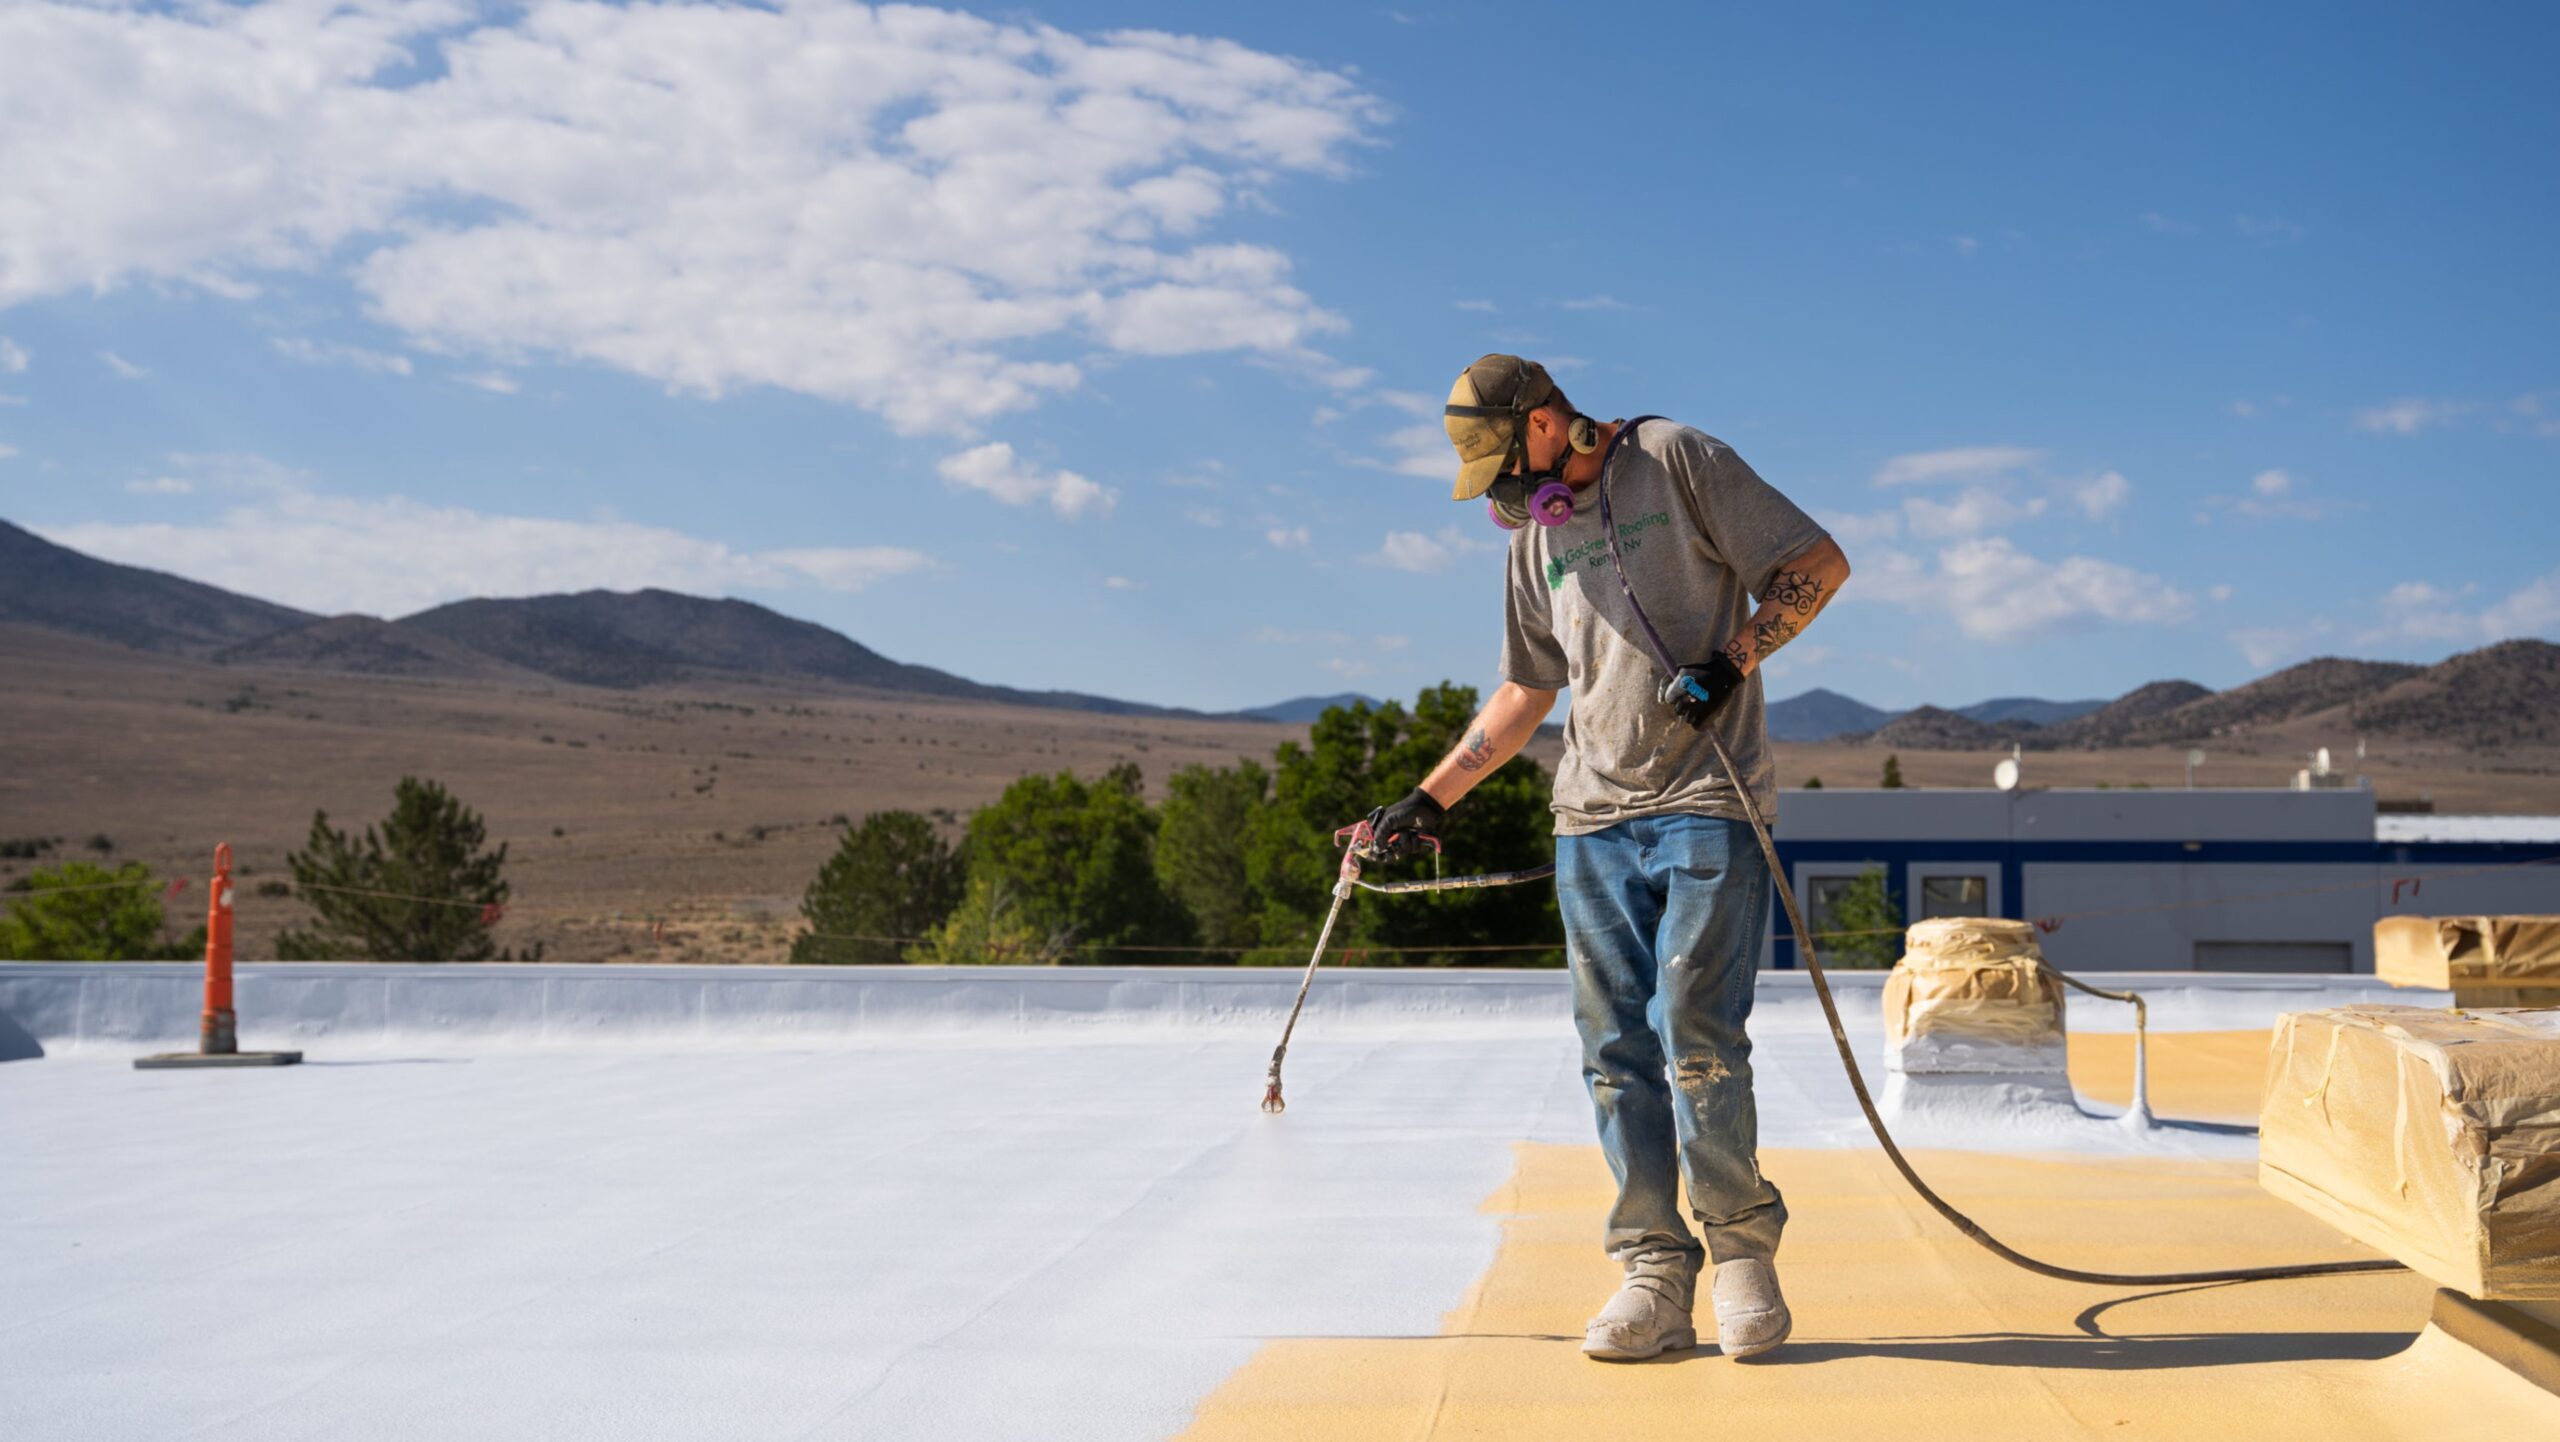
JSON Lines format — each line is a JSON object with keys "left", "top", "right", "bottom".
{"left": 1767, "top": 787, "right": 2560, "bottom": 972}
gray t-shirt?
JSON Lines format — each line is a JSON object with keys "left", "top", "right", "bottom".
{"left": 1500, "top": 421, "right": 1828, "bottom": 836}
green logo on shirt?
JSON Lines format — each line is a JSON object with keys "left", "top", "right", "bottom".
{"left": 1546, "top": 511, "right": 1668, "bottom": 589}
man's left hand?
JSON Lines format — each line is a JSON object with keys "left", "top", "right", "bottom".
{"left": 1661, "top": 652, "right": 1747, "bottom": 729}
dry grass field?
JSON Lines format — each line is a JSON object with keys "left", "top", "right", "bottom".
{"left": 6, "top": 622, "right": 2555, "bottom": 964}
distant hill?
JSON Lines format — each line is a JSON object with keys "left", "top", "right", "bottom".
{"left": 2030, "top": 680, "right": 2216, "bottom": 749}
{"left": 1767, "top": 687, "right": 1894, "bottom": 741}
{"left": 2350, "top": 639, "right": 2560, "bottom": 748}
{"left": 1229, "top": 692, "right": 1380, "bottom": 723}
{"left": 1956, "top": 695, "right": 2106, "bottom": 727}
{"left": 1844, "top": 705, "right": 2027, "bottom": 751}
{"left": 0, "top": 520, "right": 314, "bottom": 656}
{"left": 2109, "top": 657, "right": 2424, "bottom": 746}
{"left": 398, "top": 589, "right": 1193, "bottom": 715}
{"left": 213, "top": 615, "right": 546, "bottom": 682}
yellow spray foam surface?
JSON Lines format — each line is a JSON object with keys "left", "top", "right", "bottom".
{"left": 1177, "top": 1139, "right": 2560, "bottom": 1442}
{"left": 2068, "top": 1028, "right": 2273, "bottom": 1119}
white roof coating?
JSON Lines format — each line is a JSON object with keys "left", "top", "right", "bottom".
{"left": 0, "top": 966, "right": 2458, "bottom": 1441}
{"left": 2376, "top": 813, "right": 2560, "bottom": 845}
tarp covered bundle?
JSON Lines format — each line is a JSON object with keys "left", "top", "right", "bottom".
{"left": 1883, "top": 918, "right": 2068, "bottom": 1076}
{"left": 2376, "top": 916, "right": 2560, "bottom": 1008}
{"left": 2260, "top": 1005, "right": 2560, "bottom": 1300}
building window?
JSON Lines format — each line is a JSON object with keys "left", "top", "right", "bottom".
{"left": 1920, "top": 874, "right": 1989, "bottom": 921}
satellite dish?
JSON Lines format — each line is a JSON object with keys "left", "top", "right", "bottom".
{"left": 1993, "top": 757, "right": 2020, "bottom": 792}
{"left": 2186, "top": 748, "right": 2205, "bottom": 768}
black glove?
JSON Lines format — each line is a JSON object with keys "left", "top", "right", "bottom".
{"left": 1361, "top": 786, "right": 1447, "bottom": 863}
{"left": 1661, "top": 651, "right": 1747, "bottom": 730}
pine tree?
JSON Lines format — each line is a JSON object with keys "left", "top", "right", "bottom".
{"left": 1881, "top": 754, "right": 1906, "bottom": 789}
{"left": 791, "top": 811, "right": 966, "bottom": 964}
{"left": 275, "top": 777, "right": 512, "bottom": 961}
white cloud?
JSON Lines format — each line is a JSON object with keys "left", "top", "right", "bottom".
{"left": 0, "top": 336, "right": 26, "bottom": 373}
{"left": 1816, "top": 507, "right": 1902, "bottom": 549}
{"left": 2359, "top": 571, "right": 2560, "bottom": 649}
{"left": 1558, "top": 294, "right": 1635, "bottom": 312}
{"left": 1851, "top": 537, "right": 2191, "bottom": 641}
{"left": 1322, "top": 656, "right": 1376, "bottom": 678}
{"left": 1103, "top": 575, "right": 1135, "bottom": 590}
{"left": 2208, "top": 584, "right": 2234, "bottom": 603}
{"left": 2353, "top": 397, "right": 2466, "bottom": 435}
{"left": 0, "top": 393, "right": 24, "bottom": 406}
{"left": 2234, "top": 214, "right": 2305, "bottom": 243}
{"left": 936, "top": 442, "right": 1115, "bottom": 520}
{"left": 0, "top": 1, "right": 1384, "bottom": 436}
{"left": 1950, "top": 235, "right": 1979, "bottom": 256}
{"left": 1873, "top": 445, "right": 2044, "bottom": 486}
{"left": 1182, "top": 505, "right": 1223, "bottom": 528}
{"left": 2071, "top": 470, "right": 2130, "bottom": 520}
{"left": 98, "top": 350, "right": 147, "bottom": 380}
{"left": 0, "top": 443, "right": 16, "bottom": 461}
{"left": 2230, "top": 621, "right": 2331, "bottom": 670}
{"left": 1264, "top": 524, "right": 1310, "bottom": 549}
{"left": 2207, "top": 468, "right": 2356, "bottom": 521}
{"left": 273, "top": 336, "right": 411, "bottom": 375}
{"left": 34, "top": 468, "right": 935, "bottom": 617}
{"left": 2139, "top": 211, "right": 2197, "bottom": 237}
{"left": 454, "top": 370, "right": 520, "bottom": 395}
{"left": 2229, "top": 399, "right": 2257, "bottom": 419}
{"left": 1367, "top": 526, "right": 1490, "bottom": 574}
{"left": 1903, "top": 486, "right": 2045, "bottom": 539}
{"left": 124, "top": 476, "right": 193, "bottom": 495}
{"left": 1453, "top": 299, "right": 1496, "bottom": 313}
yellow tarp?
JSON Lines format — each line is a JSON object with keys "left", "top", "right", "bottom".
{"left": 2376, "top": 915, "right": 2560, "bottom": 1006}
{"left": 2260, "top": 1005, "right": 2560, "bottom": 1300}
{"left": 1883, "top": 917, "right": 2067, "bottom": 1073}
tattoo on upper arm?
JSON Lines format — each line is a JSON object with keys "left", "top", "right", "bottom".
{"left": 1751, "top": 613, "right": 1798, "bottom": 659}
{"left": 1766, "top": 569, "right": 1825, "bottom": 617}
{"left": 1454, "top": 726, "right": 1494, "bottom": 773}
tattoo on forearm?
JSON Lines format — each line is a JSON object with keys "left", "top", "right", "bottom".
{"left": 1766, "top": 569, "right": 1825, "bottom": 617}
{"left": 1751, "top": 613, "right": 1798, "bottom": 659}
{"left": 1721, "top": 637, "right": 1750, "bottom": 673}
{"left": 1454, "top": 726, "right": 1494, "bottom": 773}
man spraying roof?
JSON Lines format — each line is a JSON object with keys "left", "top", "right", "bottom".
{"left": 1353, "top": 354, "right": 1852, "bottom": 1363}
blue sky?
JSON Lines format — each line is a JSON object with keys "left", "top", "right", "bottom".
{"left": 2, "top": 1, "right": 2553, "bottom": 713}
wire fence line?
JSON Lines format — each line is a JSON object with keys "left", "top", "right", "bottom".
{"left": 8, "top": 852, "right": 2555, "bottom": 956}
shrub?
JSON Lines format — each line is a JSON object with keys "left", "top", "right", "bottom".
{"left": 0, "top": 862, "right": 204, "bottom": 961}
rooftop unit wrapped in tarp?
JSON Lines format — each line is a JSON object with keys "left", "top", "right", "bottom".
{"left": 1883, "top": 917, "right": 2067, "bottom": 1075}
{"left": 2376, "top": 916, "right": 2560, "bottom": 1008}
{"left": 2260, "top": 1005, "right": 2560, "bottom": 1300}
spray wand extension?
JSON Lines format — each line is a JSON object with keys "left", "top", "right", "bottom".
{"left": 1260, "top": 822, "right": 1374, "bottom": 1113}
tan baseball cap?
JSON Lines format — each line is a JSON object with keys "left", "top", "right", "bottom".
{"left": 1442, "top": 354, "right": 1561, "bottom": 501}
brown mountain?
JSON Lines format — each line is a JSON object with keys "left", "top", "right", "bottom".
{"left": 0, "top": 519, "right": 314, "bottom": 656}
{"left": 2111, "top": 657, "right": 2424, "bottom": 746}
{"left": 1842, "top": 705, "right": 2023, "bottom": 751}
{"left": 397, "top": 589, "right": 1195, "bottom": 715}
{"left": 2347, "top": 639, "right": 2560, "bottom": 748}
{"left": 214, "top": 615, "right": 549, "bottom": 682}
{"left": 2028, "top": 680, "right": 2216, "bottom": 749}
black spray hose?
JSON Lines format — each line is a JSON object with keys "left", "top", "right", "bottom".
{"left": 1703, "top": 732, "right": 2402, "bottom": 1287}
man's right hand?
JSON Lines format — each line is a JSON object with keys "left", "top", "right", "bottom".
{"left": 1360, "top": 786, "right": 1447, "bottom": 863}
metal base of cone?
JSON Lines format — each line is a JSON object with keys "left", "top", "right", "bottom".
{"left": 134, "top": 1051, "right": 302, "bottom": 1069}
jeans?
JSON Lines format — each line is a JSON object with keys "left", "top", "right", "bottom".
{"left": 1556, "top": 812, "right": 1785, "bottom": 1270}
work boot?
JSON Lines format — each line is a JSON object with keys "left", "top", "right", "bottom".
{"left": 1581, "top": 1261, "right": 1697, "bottom": 1362}
{"left": 1710, "top": 1257, "right": 1791, "bottom": 1359}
